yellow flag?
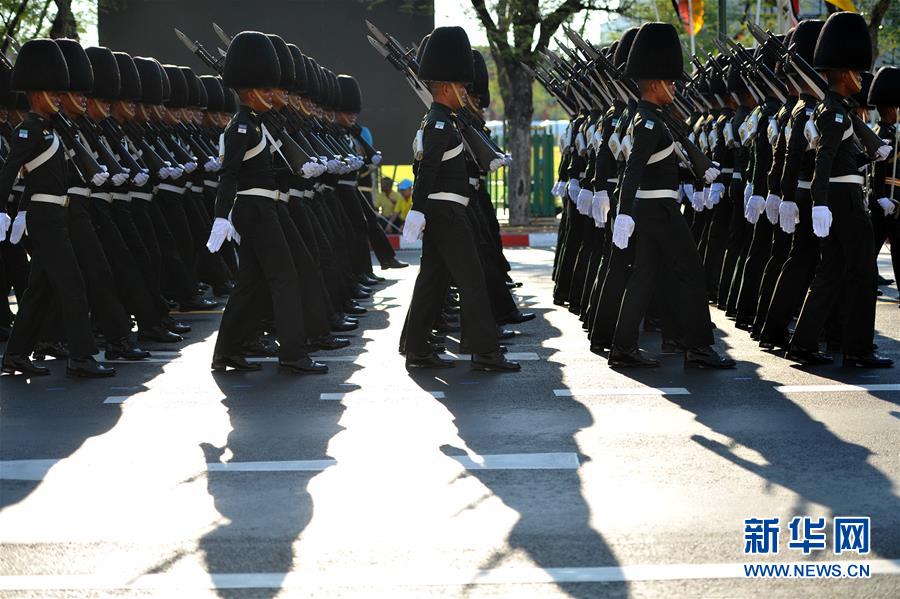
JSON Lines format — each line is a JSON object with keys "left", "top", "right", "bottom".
{"left": 825, "top": 0, "right": 857, "bottom": 12}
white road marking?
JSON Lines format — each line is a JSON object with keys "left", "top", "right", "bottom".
{"left": 319, "top": 391, "right": 445, "bottom": 400}
{"left": 449, "top": 352, "right": 540, "bottom": 361}
{"left": 1, "top": 559, "right": 896, "bottom": 589}
{"left": 554, "top": 388, "right": 690, "bottom": 397}
{"left": 0, "top": 452, "right": 580, "bottom": 481}
{"left": 103, "top": 396, "right": 130, "bottom": 404}
{"left": 776, "top": 384, "right": 900, "bottom": 393}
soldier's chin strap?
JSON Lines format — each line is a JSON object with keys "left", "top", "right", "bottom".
{"left": 661, "top": 81, "right": 675, "bottom": 104}
{"left": 848, "top": 70, "right": 862, "bottom": 93}
{"left": 251, "top": 89, "right": 273, "bottom": 111}
{"left": 41, "top": 91, "right": 60, "bottom": 114}
{"left": 451, "top": 83, "right": 467, "bottom": 111}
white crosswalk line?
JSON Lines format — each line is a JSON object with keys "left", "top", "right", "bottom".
{"left": 1, "top": 559, "right": 896, "bottom": 590}
{"left": 554, "top": 387, "right": 690, "bottom": 397}
{"left": 319, "top": 391, "right": 445, "bottom": 400}
{"left": 776, "top": 384, "right": 900, "bottom": 393}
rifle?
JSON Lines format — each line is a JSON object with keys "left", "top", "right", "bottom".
{"left": 745, "top": 20, "right": 887, "bottom": 159}
{"left": 71, "top": 115, "right": 128, "bottom": 178}
{"left": 350, "top": 123, "right": 382, "bottom": 165}
{"left": 173, "top": 27, "right": 316, "bottom": 176}
{"left": 365, "top": 19, "right": 509, "bottom": 172}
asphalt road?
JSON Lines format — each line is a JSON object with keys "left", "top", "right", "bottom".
{"left": 0, "top": 247, "right": 898, "bottom": 598}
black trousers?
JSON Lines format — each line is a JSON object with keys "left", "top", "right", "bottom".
{"left": 791, "top": 184, "right": 877, "bottom": 355}
{"left": 360, "top": 192, "right": 397, "bottom": 266}
{"left": 146, "top": 200, "right": 200, "bottom": 303}
{"left": 90, "top": 197, "right": 166, "bottom": 328}
{"left": 335, "top": 185, "right": 372, "bottom": 276}
{"left": 6, "top": 202, "right": 97, "bottom": 359}
{"left": 289, "top": 196, "right": 341, "bottom": 315}
{"left": 156, "top": 188, "right": 197, "bottom": 279}
{"left": 718, "top": 186, "right": 753, "bottom": 312}
{"left": 275, "top": 201, "right": 331, "bottom": 339}
{"left": 735, "top": 216, "right": 774, "bottom": 322}
{"left": 554, "top": 199, "right": 586, "bottom": 303}
{"left": 0, "top": 238, "right": 29, "bottom": 327}
{"left": 67, "top": 195, "right": 132, "bottom": 341}
{"left": 405, "top": 201, "right": 498, "bottom": 355}
{"left": 612, "top": 198, "right": 714, "bottom": 350}
{"left": 553, "top": 196, "right": 569, "bottom": 281}
{"left": 759, "top": 191, "right": 819, "bottom": 342}
{"left": 467, "top": 207, "right": 516, "bottom": 320}
{"left": 214, "top": 195, "right": 307, "bottom": 360}
{"left": 752, "top": 225, "right": 791, "bottom": 336}
{"left": 589, "top": 241, "right": 634, "bottom": 346}
{"left": 568, "top": 217, "right": 603, "bottom": 313}
{"left": 871, "top": 198, "right": 900, "bottom": 285}
{"left": 703, "top": 194, "right": 733, "bottom": 302}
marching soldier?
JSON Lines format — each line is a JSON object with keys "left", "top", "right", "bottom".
{"left": 402, "top": 26, "right": 518, "bottom": 371}
{"left": 0, "top": 40, "right": 114, "bottom": 377}
{"left": 868, "top": 66, "right": 899, "bottom": 292}
{"left": 786, "top": 12, "right": 892, "bottom": 368}
{"left": 208, "top": 30, "right": 326, "bottom": 374}
{"left": 606, "top": 23, "right": 735, "bottom": 369}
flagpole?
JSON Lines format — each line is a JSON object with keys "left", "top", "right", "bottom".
{"left": 688, "top": 0, "right": 696, "bottom": 56}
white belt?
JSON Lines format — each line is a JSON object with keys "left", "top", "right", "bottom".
{"left": 828, "top": 174, "right": 864, "bottom": 185}
{"left": 289, "top": 189, "right": 303, "bottom": 198}
{"left": 428, "top": 192, "right": 469, "bottom": 206}
{"left": 67, "top": 186, "right": 91, "bottom": 197}
{"left": 732, "top": 172, "right": 743, "bottom": 179}
{"left": 337, "top": 180, "right": 357, "bottom": 186}
{"left": 132, "top": 191, "right": 153, "bottom": 201}
{"left": 203, "top": 180, "right": 219, "bottom": 188}
{"left": 276, "top": 191, "right": 289, "bottom": 202}
{"left": 303, "top": 190, "right": 315, "bottom": 198}
{"left": 188, "top": 184, "right": 204, "bottom": 193}
{"left": 720, "top": 168, "right": 734, "bottom": 174}
{"left": 606, "top": 178, "right": 618, "bottom": 183}
{"left": 157, "top": 183, "right": 185, "bottom": 193}
{"left": 646, "top": 143, "right": 674, "bottom": 165}
{"left": 635, "top": 189, "right": 679, "bottom": 200}
{"left": 442, "top": 143, "right": 463, "bottom": 162}
{"left": 322, "top": 184, "right": 335, "bottom": 191}
{"left": 797, "top": 180, "right": 812, "bottom": 189}
{"left": 12, "top": 185, "right": 24, "bottom": 192}
{"left": 112, "top": 192, "right": 131, "bottom": 202}
{"left": 93, "top": 192, "right": 112, "bottom": 203}
{"left": 30, "top": 193, "right": 68, "bottom": 207}
{"left": 237, "top": 188, "right": 279, "bottom": 200}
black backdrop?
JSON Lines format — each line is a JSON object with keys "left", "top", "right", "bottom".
{"left": 99, "top": 0, "right": 434, "bottom": 162}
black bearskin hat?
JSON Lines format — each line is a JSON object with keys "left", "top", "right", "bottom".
{"left": 267, "top": 34, "right": 295, "bottom": 90}
{"left": 12, "top": 39, "right": 69, "bottom": 92}
{"left": 55, "top": 39, "right": 93, "bottom": 93}
{"left": 787, "top": 19, "right": 823, "bottom": 75}
{"left": 287, "top": 44, "right": 307, "bottom": 93}
{"left": 814, "top": 11, "right": 872, "bottom": 71}
{"left": 337, "top": 74, "right": 362, "bottom": 113}
{"left": 418, "top": 27, "right": 474, "bottom": 83}
{"left": 113, "top": 52, "right": 142, "bottom": 101}
{"left": 625, "top": 22, "right": 683, "bottom": 81}
{"left": 614, "top": 27, "right": 639, "bottom": 69}
{"left": 179, "top": 66, "right": 202, "bottom": 107}
{"left": 223, "top": 31, "right": 280, "bottom": 89}
{"left": 471, "top": 50, "right": 490, "bottom": 108}
{"left": 223, "top": 86, "right": 238, "bottom": 114}
{"left": 85, "top": 46, "right": 120, "bottom": 100}
{"left": 852, "top": 71, "right": 873, "bottom": 108}
{"left": 869, "top": 66, "right": 900, "bottom": 107}
{"left": 163, "top": 65, "right": 188, "bottom": 108}
{"left": 133, "top": 57, "right": 164, "bottom": 105}
{"left": 200, "top": 75, "right": 225, "bottom": 112}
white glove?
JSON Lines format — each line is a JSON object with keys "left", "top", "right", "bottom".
{"left": 704, "top": 166, "right": 720, "bottom": 185}
{"left": 0, "top": 212, "right": 10, "bottom": 242}
{"left": 9, "top": 211, "right": 26, "bottom": 244}
{"left": 552, "top": 181, "right": 564, "bottom": 198}
{"left": 611, "top": 214, "right": 635, "bottom": 250}
{"left": 778, "top": 201, "right": 800, "bottom": 234}
{"left": 708, "top": 182, "right": 725, "bottom": 206}
{"left": 402, "top": 209, "right": 426, "bottom": 242}
{"left": 203, "top": 157, "right": 220, "bottom": 172}
{"left": 743, "top": 183, "right": 753, "bottom": 209}
{"left": 206, "top": 217, "right": 235, "bottom": 253}
{"left": 765, "top": 194, "right": 782, "bottom": 225}
{"left": 567, "top": 179, "right": 581, "bottom": 202}
{"left": 877, "top": 197, "right": 896, "bottom": 216}
{"left": 301, "top": 161, "right": 320, "bottom": 179}
{"left": 169, "top": 166, "right": 184, "bottom": 179}
{"left": 371, "top": 153, "right": 382, "bottom": 166}
{"left": 875, "top": 144, "right": 891, "bottom": 161}
{"left": 576, "top": 188, "right": 593, "bottom": 215}
{"left": 744, "top": 195, "right": 766, "bottom": 224}
{"left": 132, "top": 171, "right": 150, "bottom": 187}
{"left": 91, "top": 171, "right": 109, "bottom": 187}
{"left": 183, "top": 161, "right": 198, "bottom": 174}
{"left": 703, "top": 187, "right": 715, "bottom": 209}
{"left": 326, "top": 159, "right": 342, "bottom": 173}
{"left": 691, "top": 190, "right": 706, "bottom": 212}
{"left": 158, "top": 167, "right": 170, "bottom": 180}
{"left": 811, "top": 206, "right": 833, "bottom": 238}
{"left": 591, "top": 190, "right": 610, "bottom": 228}
{"left": 682, "top": 183, "right": 694, "bottom": 201}
{"left": 111, "top": 172, "right": 129, "bottom": 187}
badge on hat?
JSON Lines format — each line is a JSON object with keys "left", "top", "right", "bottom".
{"left": 238, "top": 124, "right": 247, "bottom": 134}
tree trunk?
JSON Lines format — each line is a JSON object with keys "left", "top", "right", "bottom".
{"left": 502, "top": 62, "right": 533, "bottom": 226}
{"left": 2, "top": 0, "right": 31, "bottom": 54}
{"left": 868, "top": 0, "right": 892, "bottom": 62}
{"left": 49, "top": 0, "right": 77, "bottom": 39}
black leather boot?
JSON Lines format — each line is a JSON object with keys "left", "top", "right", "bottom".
{"left": 685, "top": 346, "right": 736, "bottom": 369}
{"left": 278, "top": 357, "right": 328, "bottom": 374}
{"left": 842, "top": 352, "right": 894, "bottom": 368}
{"left": 406, "top": 351, "right": 455, "bottom": 369}
{"left": 471, "top": 352, "right": 521, "bottom": 372}
{"left": 211, "top": 355, "right": 262, "bottom": 372}
{"left": 608, "top": 346, "right": 660, "bottom": 368}
{"left": 2, "top": 354, "right": 50, "bottom": 376}
{"left": 105, "top": 338, "right": 150, "bottom": 361}
{"left": 381, "top": 258, "right": 408, "bottom": 269}
{"left": 139, "top": 325, "right": 183, "bottom": 343}
{"left": 785, "top": 347, "right": 833, "bottom": 365}
{"left": 66, "top": 357, "right": 115, "bottom": 378}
